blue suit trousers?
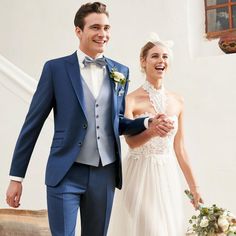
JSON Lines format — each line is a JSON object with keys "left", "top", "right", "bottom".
{"left": 46, "top": 162, "right": 116, "bottom": 236}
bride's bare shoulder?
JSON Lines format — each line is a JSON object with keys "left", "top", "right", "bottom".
{"left": 126, "top": 87, "right": 145, "bottom": 102}
{"left": 167, "top": 90, "right": 184, "bottom": 105}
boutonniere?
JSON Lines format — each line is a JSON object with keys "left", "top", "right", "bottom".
{"left": 109, "top": 68, "right": 127, "bottom": 91}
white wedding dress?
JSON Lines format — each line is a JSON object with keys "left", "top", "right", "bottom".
{"left": 108, "top": 81, "right": 184, "bottom": 236}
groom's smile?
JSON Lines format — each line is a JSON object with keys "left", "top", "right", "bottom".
{"left": 75, "top": 12, "right": 111, "bottom": 58}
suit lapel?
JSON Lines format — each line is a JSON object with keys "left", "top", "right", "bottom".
{"left": 65, "top": 55, "right": 119, "bottom": 129}
{"left": 66, "top": 52, "right": 87, "bottom": 119}
{"left": 105, "top": 58, "right": 118, "bottom": 122}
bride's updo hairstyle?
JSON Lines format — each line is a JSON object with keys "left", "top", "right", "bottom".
{"left": 140, "top": 33, "right": 174, "bottom": 72}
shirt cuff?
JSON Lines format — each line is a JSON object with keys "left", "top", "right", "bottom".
{"left": 144, "top": 118, "right": 150, "bottom": 129}
{"left": 10, "top": 176, "right": 24, "bottom": 182}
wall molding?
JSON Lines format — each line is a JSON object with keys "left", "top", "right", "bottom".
{"left": 0, "top": 54, "right": 37, "bottom": 96}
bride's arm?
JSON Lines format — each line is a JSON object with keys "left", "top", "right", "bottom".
{"left": 125, "top": 122, "right": 161, "bottom": 148}
{"left": 124, "top": 95, "right": 172, "bottom": 148}
{"left": 174, "top": 100, "right": 203, "bottom": 209}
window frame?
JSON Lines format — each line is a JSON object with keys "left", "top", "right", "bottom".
{"left": 205, "top": 0, "right": 236, "bottom": 39}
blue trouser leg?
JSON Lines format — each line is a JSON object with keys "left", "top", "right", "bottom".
{"left": 80, "top": 163, "right": 116, "bottom": 236}
{"left": 47, "top": 162, "right": 116, "bottom": 236}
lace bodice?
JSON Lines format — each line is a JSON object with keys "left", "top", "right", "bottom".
{"left": 128, "top": 81, "right": 178, "bottom": 159}
{"left": 129, "top": 113, "right": 178, "bottom": 158}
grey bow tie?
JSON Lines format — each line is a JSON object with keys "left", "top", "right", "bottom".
{"left": 83, "top": 56, "right": 106, "bottom": 67}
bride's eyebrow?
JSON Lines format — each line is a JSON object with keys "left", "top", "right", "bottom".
{"left": 150, "top": 53, "right": 160, "bottom": 57}
{"left": 150, "top": 53, "right": 168, "bottom": 57}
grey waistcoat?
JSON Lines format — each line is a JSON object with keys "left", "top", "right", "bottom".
{"left": 75, "top": 74, "right": 116, "bottom": 166}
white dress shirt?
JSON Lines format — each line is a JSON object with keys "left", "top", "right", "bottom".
{"left": 77, "top": 49, "right": 106, "bottom": 99}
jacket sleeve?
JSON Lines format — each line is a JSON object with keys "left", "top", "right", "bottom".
{"left": 9, "top": 61, "right": 54, "bottom": 178}
{"left": 118, "top": 68, "right": 146, "bottom": 136}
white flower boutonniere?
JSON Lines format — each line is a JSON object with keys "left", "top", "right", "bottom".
{"left": 110, "top": 68, "right": 127, "bottom": 90}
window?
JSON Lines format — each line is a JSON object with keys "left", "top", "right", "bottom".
{"left": 205, "top": 0, "right": 236, "bottom": 39}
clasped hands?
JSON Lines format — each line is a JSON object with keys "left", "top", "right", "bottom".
{"left": 147, "top": 114, "right": 174, "bottom": 138}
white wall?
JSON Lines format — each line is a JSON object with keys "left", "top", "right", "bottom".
{"left": 1, "top": 0, "right": 236, "bottom": 231}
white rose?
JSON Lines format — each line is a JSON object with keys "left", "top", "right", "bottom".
{"left": 218, "top": 216, "right": 230, "bottom": 232}
{"left": 200, "top": 217, "right": 209, "bottom": 228}
{"left": 227, "top": 212, "right": 236, "bottom": 221}
{"left": 113, "top": 71, "right": 125, "bottom": 82}
{"left": 223, "top": 211, "right": 228, "bottom": 217}
{"left": 229, "top": 225, "right": 236, "bottom": 232}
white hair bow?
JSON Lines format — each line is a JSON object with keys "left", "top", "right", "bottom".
{"left": 147, "top": 32, "right": 174, "bottom": 48}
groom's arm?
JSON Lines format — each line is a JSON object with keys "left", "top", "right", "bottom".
{"left": 118, "top": 68, "right": 172, "bottom": 136}
{"left": 9, "top": 61, "right": 54, "bottom": 178}
{"left": 119, "top": 115, "right": 147, "bottom": 136}
{"left": 118, "top": 68, "right": 147, "bottom": 135}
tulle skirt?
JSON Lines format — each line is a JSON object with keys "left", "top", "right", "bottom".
{"left": 108, "top": 151, "right": 185, "bottom": 236}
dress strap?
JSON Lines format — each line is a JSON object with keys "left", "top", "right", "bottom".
{"left": 142, "top": 80, "right": 167, "bottom": 114}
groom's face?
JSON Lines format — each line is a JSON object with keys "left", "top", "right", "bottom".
{"left": 76, "top": 13, "right": 110, "bottom": 58}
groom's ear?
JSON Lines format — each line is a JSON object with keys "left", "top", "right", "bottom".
{"left": 75, "top": 26, "right": 83, "bottom": 39}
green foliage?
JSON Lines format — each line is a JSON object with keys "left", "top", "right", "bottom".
{"left": 185, "top": 190, "right": 236, "bottom": 236}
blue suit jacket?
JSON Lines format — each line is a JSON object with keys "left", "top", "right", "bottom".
{"left": 9, "top": 52, "right": 145, "bottom": 189}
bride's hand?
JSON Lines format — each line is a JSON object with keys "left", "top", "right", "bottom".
{"left": 150, "top": 114, "right": 174, "bottom": 137}
{"left": 190, "top": 188, "right": 204, "bottom": 210}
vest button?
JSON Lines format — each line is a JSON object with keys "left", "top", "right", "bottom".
{"left": 78, "top": 142, "right": 82, "bottom": 146}
{"left": 97, "top": 136, "right": 100, "bottom": 140}
{"left": 96, "top": 104, "right": 99, "bottom": 107}
{"left": 83, "top": 124, "right": 87, "bottom": 129}
{"left": 96, "top": 126, "right": 99, "bottom": 129}
{"left": 96, "top": 115, "right": 99, "bottom": 118}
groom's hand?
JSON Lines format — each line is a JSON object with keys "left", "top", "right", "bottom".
{"left": 6, "top": 180, "right": 22, "bottom": 208}
{"left": 148, "top": 114, "right": 174, "bottom": 138}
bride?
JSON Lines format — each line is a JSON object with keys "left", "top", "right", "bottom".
{"left": 109, "top": 34, "right": 203, "bottom": 236}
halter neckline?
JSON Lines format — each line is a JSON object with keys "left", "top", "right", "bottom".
{"left": 142, "top": 80, "right": 167, "bottom": 113}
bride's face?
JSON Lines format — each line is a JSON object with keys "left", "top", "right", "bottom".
{"left": 141, "top": 45, "right": 170, "bottom": 81}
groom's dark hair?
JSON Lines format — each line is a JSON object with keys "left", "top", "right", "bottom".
{"left": 74, "top": 2, "right": 109, "bottom": 30}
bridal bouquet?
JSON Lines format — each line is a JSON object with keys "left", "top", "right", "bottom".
{"left": 185, "top": 190, "right": 236, "bottom": 236}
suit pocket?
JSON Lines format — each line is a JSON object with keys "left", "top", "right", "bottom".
{"left": 51, "top": 138, "right": 63, "bottom": 148}
{"left": 51, "top": 131, "right": 65, "bottom": 148}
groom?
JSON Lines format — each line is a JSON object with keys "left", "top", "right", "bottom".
{"left": 6, "top": 2, "right": 147, "bottom": 236}
{"left": 6, "top": 2, "right": 172, "bottom": 236}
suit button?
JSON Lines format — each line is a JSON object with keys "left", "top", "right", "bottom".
{"left": 83, "top": 124, "right": 87, "bottom": 129}
{"left": 78, "top": 142, "right": 82, "bottom": 146}
{"left": 96, "top": 104, "right": 99, "bottom": 107}
{"left": 97, "top": 136, "right": 100, "bottom": 140}
{"left": 96, "top": 115, "right": 99, "bottom": 118}
{"left": 96, "top": 126, "right": 99, "bottom": 129}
